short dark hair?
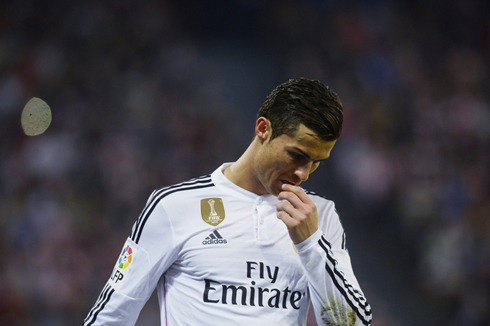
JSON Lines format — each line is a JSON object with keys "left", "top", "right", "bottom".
{"left": 257, "top": 78, "right": 343, "bottom": 141}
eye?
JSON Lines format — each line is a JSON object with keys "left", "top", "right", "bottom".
{"left": 288, "top": 150, "right": 302, "bottom": 160}
{"left": 288, "top": 150, "right": 309, "bottom": 164}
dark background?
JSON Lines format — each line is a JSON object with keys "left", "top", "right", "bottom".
{"left": 1, "top": 0, "right": 489, "bottom": 325}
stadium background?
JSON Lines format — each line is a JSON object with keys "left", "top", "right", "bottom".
{"left": 1, "top": 0, "right": 489, "bottom": 325}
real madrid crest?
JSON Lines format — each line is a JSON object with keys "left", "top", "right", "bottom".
{"left": 201, "top": 198, "right": 225, "bottom": 226}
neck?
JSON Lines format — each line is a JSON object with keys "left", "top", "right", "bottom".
{"left": 223, "top": 139, "right": 266, "bottom": 195}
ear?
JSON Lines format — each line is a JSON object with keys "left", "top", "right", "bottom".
{"left": 255, "top": 117, "right": 271, "bottom": 143}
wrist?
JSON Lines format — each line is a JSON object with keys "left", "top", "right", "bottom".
{"left": 294, "top": 229, "right": 322, "bottom": 252}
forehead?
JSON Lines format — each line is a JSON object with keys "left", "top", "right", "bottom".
{"left": 278, "top": 124, "right": 336, "bottom": 160}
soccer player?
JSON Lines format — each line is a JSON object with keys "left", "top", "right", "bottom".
{"left": 84, "top": 78, "right": 372, "bottom": 325}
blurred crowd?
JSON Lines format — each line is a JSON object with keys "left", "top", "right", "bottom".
{"left": 1, "top": 1, "right": 489, "bottom": 325}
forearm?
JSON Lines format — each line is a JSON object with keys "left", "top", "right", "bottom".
{"left": 295, "top": 230, "right": 372, "bottom": 326}
{"left": 84, "top": 283, "right": 149, "bottom": 326}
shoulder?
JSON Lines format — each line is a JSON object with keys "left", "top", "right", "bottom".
{"left": 305, "top": 189, "right": 335, "bottom": 211}
{"left": 142, "top": 174, "right": 217, "bottom": 220}
{"left": 130, "top": 174, "right": 217, "bottom": 243}
{"left": 151, "top": 174, "right": 216, "bottom": 204}
{"left": 304, "top": 189, "right": 344, "bottom": 238}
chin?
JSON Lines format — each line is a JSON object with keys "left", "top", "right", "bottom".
{"left": 269, "top": 189, "right": 281, "bottom": 197}
{"left": 268, "top": 182, "right": 283, "bottom": 197}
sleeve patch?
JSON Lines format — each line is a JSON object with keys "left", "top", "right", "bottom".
{"left": 109, "top": 241, "right": 137, "bottom": 290}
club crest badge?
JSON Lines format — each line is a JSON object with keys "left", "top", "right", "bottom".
{"left": 201, "top": 198, "right": 225, "bottom": 226}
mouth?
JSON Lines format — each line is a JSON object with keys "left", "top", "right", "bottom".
{"left": 281, "top": 179, "right": 296, "bottom": 186}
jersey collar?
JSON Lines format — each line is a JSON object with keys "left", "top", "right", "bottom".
{"left": 211, "top": 163, "right": 277, "bottom": 204}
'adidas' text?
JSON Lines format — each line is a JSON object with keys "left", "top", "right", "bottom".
{"left": 203, "top": 230, "right": 227, "bottom": 245}
{"left": 203, "top": 238, "right": 228, "bottom": 245}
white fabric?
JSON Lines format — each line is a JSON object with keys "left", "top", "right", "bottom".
{"left": 84, "top": 163, "right": 371, "bottom": 325}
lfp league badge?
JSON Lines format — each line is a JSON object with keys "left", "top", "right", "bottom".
{"left": 118, "top": 245, "right": 133, "bottom": 269}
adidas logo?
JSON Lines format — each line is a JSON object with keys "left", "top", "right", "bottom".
{"left": 202, "top": 230, "right": 228, "bottom": 245}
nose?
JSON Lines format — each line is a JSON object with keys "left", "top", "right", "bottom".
{"left": 294, "top": 162, "right": 314, "bottom": 182}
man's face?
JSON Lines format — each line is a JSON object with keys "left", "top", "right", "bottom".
{"left": 253, "top": 123, "right": 336, "bottom": 196}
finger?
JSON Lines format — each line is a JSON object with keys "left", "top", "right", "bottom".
{"left": 280, "top": 184, "right": 314, "bottom": 205}
{"left": 277, "top": 188, "right": 316, "bottom": 218}
{"left": 276, "top": 200, "right": 298, "bottom": 217}
{"left": 277, "top": 191, "right": 303, "bottom": 209}
{"left": 276, "top": 199, "right": 312, "bottom": 224}
{"left": 276, "top": 210, "right": 299, "bottom": 228}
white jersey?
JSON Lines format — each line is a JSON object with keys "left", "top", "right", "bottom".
{"left": 84, "top": 163, "right": 372, "bottom": 326}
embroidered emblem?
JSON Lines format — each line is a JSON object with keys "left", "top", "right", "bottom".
{"left": 201, "top": 198, "right": 225, "bottom": 226}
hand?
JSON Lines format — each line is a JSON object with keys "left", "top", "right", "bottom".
{"left": 276, "top": 184, "right": 318, "bottom": 244}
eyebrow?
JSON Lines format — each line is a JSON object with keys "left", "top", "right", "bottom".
{"left": 292, "top": 147, "right": 329, "bottom": 162}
